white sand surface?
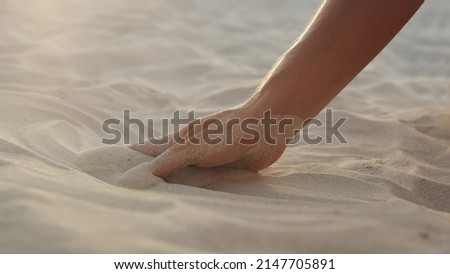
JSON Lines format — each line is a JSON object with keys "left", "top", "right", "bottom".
{"left": 1, "top": 0, "right": 450, "bottom": 253}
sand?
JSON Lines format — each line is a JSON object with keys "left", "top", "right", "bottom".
{"left": 1, "top": 0, "right": 450, "bottom": 253}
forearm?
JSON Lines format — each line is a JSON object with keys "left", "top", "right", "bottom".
{"left": 249, "top": 0, "right": 423, "bottom": 120}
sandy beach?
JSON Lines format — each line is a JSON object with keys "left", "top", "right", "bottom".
{"left": 0, "top": 0, "right": 449, "bottom": 253}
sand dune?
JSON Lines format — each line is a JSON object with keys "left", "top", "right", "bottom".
{"left": 0, "top": 0, "right": 449, "bottom": 253}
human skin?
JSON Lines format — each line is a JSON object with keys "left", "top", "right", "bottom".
{"left": 130, "top": 0, "right": 424, "bottom": 178}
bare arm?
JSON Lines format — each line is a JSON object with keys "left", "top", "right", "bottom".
{"left": 250, "top": 0, "right": 424, "bottom": 119}
{"left": 131, "top": 0, "right": 424, "bottom": 178}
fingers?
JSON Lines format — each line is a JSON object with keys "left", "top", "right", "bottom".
{"left": 128, "top": 125, "right": 192, "bottom": 157}
{"left": 128, "top": 136, "right": 175, "bottom": 157}
{"left": 224, "top": 155, "right": 262, "bottom": 171}
{"left": 113, "top": 162, "right": 164, "bottom": 189}
{"left": 224, "top": 145, "right": 286, "bottom": 171}
{"left": 150, "top": 143, "right": 202, "bottom": 178}
{"left": 129, "top": 123, "right": 203, "bottom": 178}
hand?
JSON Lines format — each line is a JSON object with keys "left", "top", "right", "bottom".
{"left": 129, "top": 103, "right": 301, "bottom": 178}
{"left": 130, "top": 0, "right": 423, "bottom": 179}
